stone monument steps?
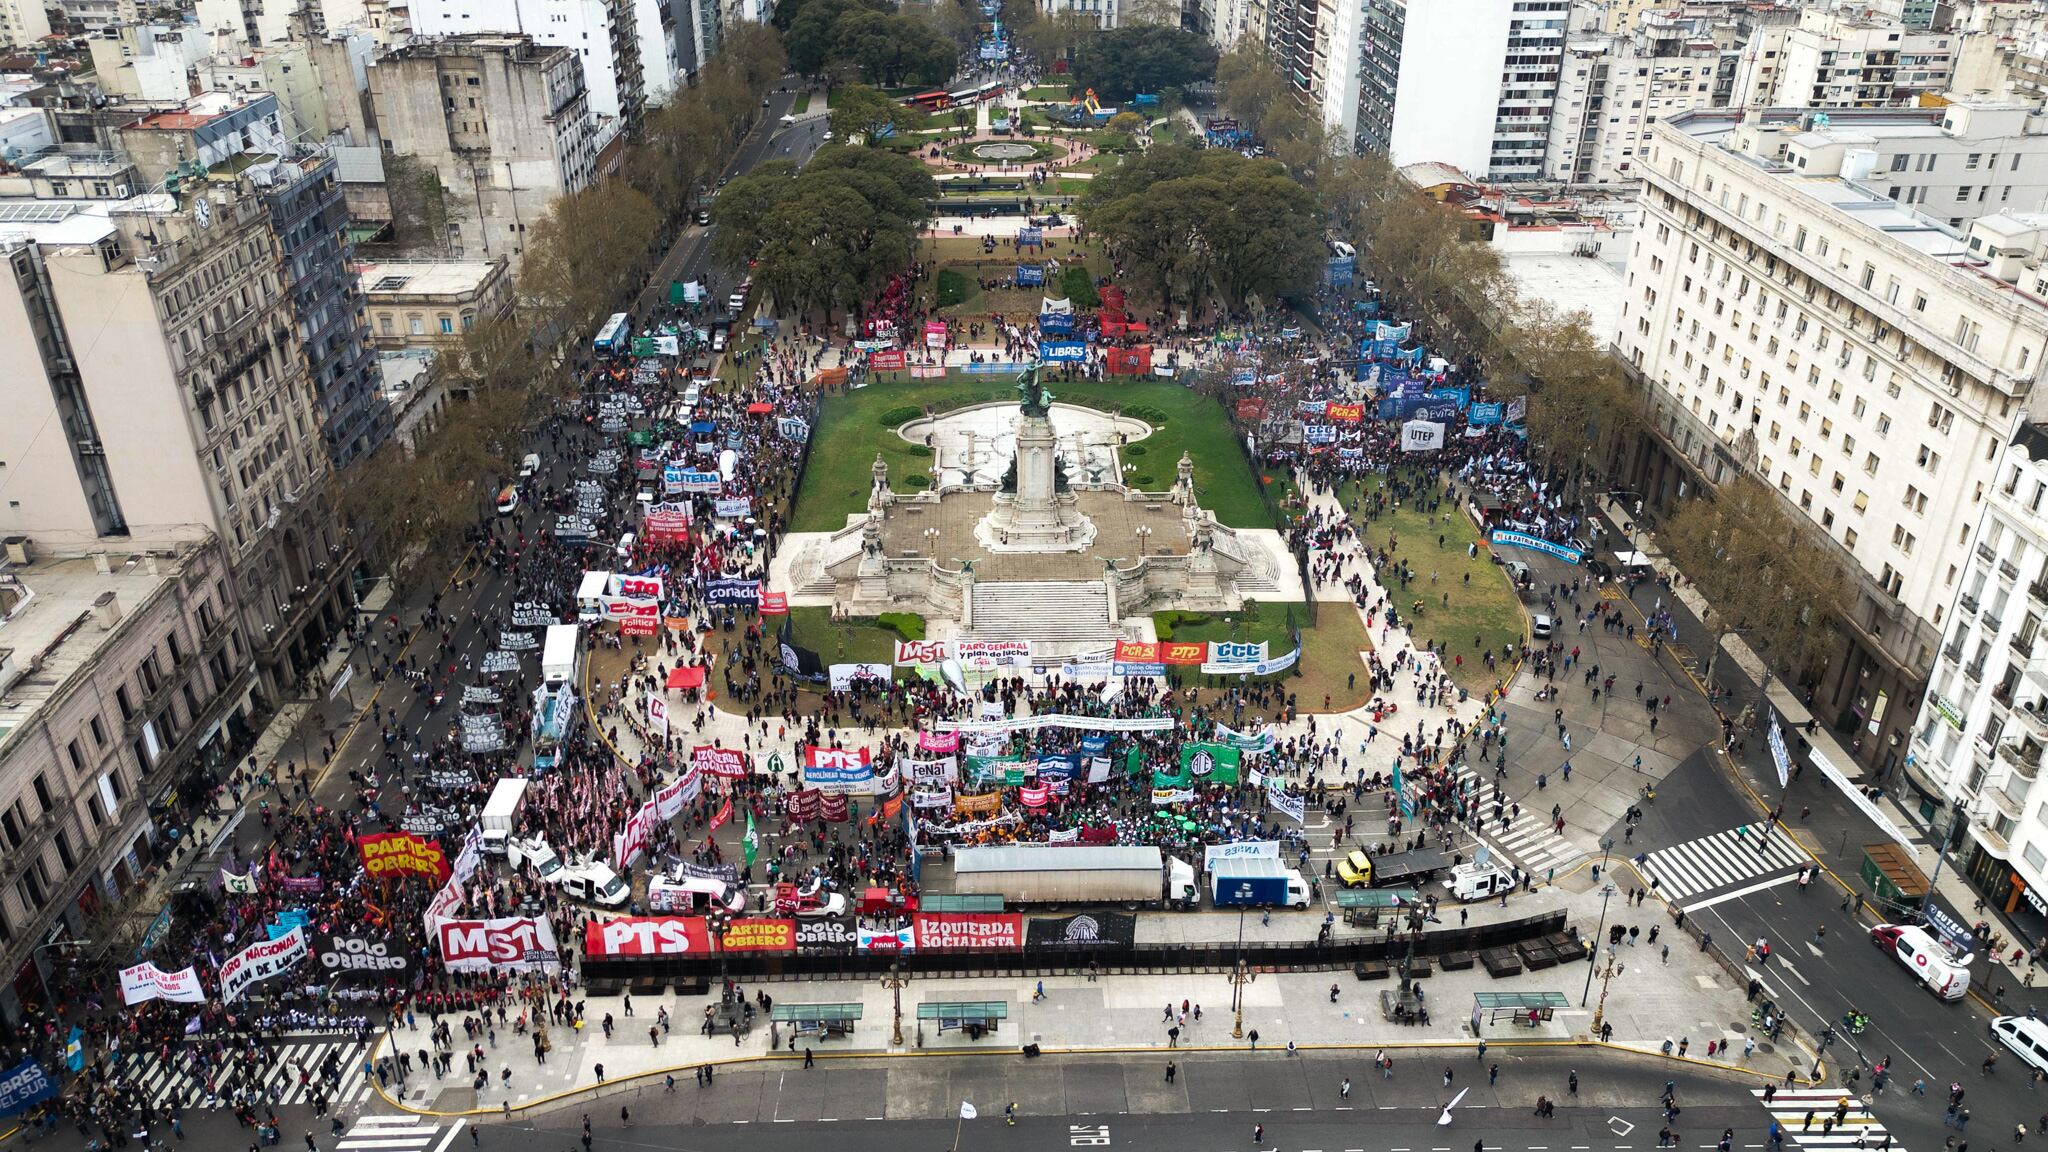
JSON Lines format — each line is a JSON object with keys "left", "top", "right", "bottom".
{"left": 968, "top": 581, "right": 1116, "bottom": 646}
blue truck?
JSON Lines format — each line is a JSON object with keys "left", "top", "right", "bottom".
{"left": 1208, "top": 856, "right": 1312, "bottom": 908}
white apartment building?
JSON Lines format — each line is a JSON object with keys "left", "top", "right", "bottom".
{"left": 87, "top": 25, "right": 215, "bottom": 104}
{"left": 0, "top": 538, "right": 254, "bottom": 1025}
{"left": 1334, "top": 0, "right": 1568, "bottom": 179}
{"left": 1904, "top": 416, "right": 2048, "bottom": 942}
{"left": 1546, "top": 12, "right": 1735, "bottom": 184}
{"left": 1040, "top": 0, "right": 1117, "bottom": 31}
{"left": 1733, "top": 7, "right": 1955, "bottom": 109}
{"left": 0, "top": 0, "right": 49, "bottom": 50}
{"left": 1619, "top": 106, "right": 2048, "bottom": 778}
{"left": 194, "top": 0, "right": 370, "bottom": 45}
{"left": 406, "top": 0, "right": 655, "bottom": 121}
{"left": 367, "top": 35, "right": 598, "bottom": 261}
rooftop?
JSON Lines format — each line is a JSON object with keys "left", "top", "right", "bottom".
{"left": 356, "top": 259, "right": 500, "bottom": 297}
{"left": 1501, "top": 251, "right": 1627, "bottom": 349}
{"left": 0, "top": 196, "right": 119, "bottom": 248}
{"left": 0, "top": 550, "right": 178, "bottom": 750}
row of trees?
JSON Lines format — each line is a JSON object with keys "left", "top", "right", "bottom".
{"left": 710, "top": 146, "right": 937, "bottom": 319}
{"left": 1068, "top": 25, "right": 1217, "bottom": 102}
{"left": 339, "top": 27, "right": 789, "bottom": 596}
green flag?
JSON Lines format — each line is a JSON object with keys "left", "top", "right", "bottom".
{"left": 1153, "top": 764, "right": 1190, "bottom": 789}
{"left": 1180, "top": 742, "right": 1242, "bottom": 785}
{"left": 1125, "top": 746, "right": 1145, "bottom": 777}
{"left": 743, "top": 811, "right": 758, "bottom": 869}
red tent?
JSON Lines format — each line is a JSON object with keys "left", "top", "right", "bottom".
{"left": 666, "top": 666, "right": 706, "bottom": 690}
{"left": 745, "top": 402, "right": 774, "bottom": 415}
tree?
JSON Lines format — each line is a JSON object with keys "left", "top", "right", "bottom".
{"left": 1105, "top": 110, "right": 1146, "bottom": 136}
{"left": 1660, "top": 475, "right": 1853, "bottom": 694}
{"left": 1012, "top": 6, "right": 1093, "bottom": 67}
{"left": 836, "top": 10, "right": 958, "bottom": 85}
{"left": 831, "top": 83, "right": 917, "bottom": 142}
{"left": 1505, "top": 300, "right": 1642, "bottom": 486}
{"left": 519, "top": 181, "right": 663, "bottom": 345}
{"left": 714, "top": 146, "right": 932, "bottom": 320}
{"left": 1215, "top": 38, "right": 1289, "bottom": 129}
{"left": 1070, "top": 25, "right": 1216, "bottom": 101}
{"left": 786, "top": 0, "right": 885, "bottom": 75}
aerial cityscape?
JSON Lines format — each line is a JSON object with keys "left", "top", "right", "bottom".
{"left": 0, "top": 0, "right": 2043, "bottom": 1149}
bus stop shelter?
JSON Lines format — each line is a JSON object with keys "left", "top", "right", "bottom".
{"left": 1473, "top": 992, "right": 1569, "bottom": 1029}
{"left": 1335, "top": 888, "right": 1418, "bottom": 926}
{"left": 770, "top": 1002, "right": 864, "bottom": 1042}
{"left": 917, "top": 1001, "right": 1008, "bottom": 1038}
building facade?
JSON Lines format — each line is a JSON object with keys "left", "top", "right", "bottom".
{"left": 357, "top": 256, "right": 512, "bottom": 351}
{"left": 0, "top": 539, "right": 252, "bottom": 1025}
{"left": 1618, "top": 106, "right": 2048, "bottom": 776}
{"left": 1545, "top": 13, "right": 1736, "bottom": 184}
{"left": 254, "top": 149, "right": 393, "bottom": 469}
{"left": 1732, "top": 7, "right": 1955, "bottom": 109}
{"left": 366, "top": 35, "right": 599, "bottom": 263}
{"left": 1346, "top": 0, "right": 1568, "bottom": 180}
{"left": 404, "top": 0, "right": 650, "bottom": 124}
{"left": 0, "top": 181, "right": 355, "bottom": 708}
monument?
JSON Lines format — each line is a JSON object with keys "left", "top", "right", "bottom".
{"left": 974, "top": 364, "right": 1096, "bottom": 552}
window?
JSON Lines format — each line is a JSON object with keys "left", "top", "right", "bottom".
{"left": 65, "top": 740, "right": 83, "bottom": 775}
{"left": 89, "top": 716, "right": 104, "bottom": 748}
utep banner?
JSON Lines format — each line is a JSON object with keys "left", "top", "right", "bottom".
{"left": 119, "top": 961, "right": 207, "bottom": 1005}
{"left": 1488, "top": 529, "right": 1583, "bottom": 564}
{"left": 1040, "top": 340, "right": 1088, "bottom": 363}
{"left": 219, "top": 927, "right": 307, "bottom": 1002}
{"left": 0, "top": 1059, "right": 57, "bottom": 1118}
{"left": 437, "top": 916, "right": 562, "bottom": 973}
{"left": 913, "top": 912, "right": 1022, "bottom": 951}
{"left": 358, "top": 832, "right": 452, "bottom": 884}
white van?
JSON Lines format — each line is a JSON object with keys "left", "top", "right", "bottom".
{"left": 615, "top": 532, "right": 636, "bottom": 560}
{"left": 576, "top": 570, "right": 611, "bottom": 622}
{"left": 519, "top": 453, "right": 541, "bottom": 479}
{"left": 1993, "top": 1016, "right": 2048, "bottom": 1075}
{"left": 495, "top": 486, "right": 520, "bottom": 515}
{"left": 648, "top": 875, "right": 747, "bottom": 914}
{"left": 1448, "top": 862, "right": 1515, "bottom": 902}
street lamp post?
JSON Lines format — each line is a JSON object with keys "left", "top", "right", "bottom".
{"left": 1229, "top": 906, "right": 1256, "bottom": 1038}
{"left": 882, "top": 963, "right": 909, "bottom": 1047}
{"left": 1589, "top": 949, "right": 1624, "bottom": 1036}
{"left": 1579, "top": 884, "right": 1616, "bottom": 1007}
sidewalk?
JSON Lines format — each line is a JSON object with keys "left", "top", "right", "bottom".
{"left": 1589, "top": 494, "right": 2047, "bottom": 1010}
{"left": 369, "top": 874, "right": 1783, "bottom": 1118}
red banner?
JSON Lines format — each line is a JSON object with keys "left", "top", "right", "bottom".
{"left": 1113, "top": 640, "right": 1159, "bottom": 664}
{"left": 358, "top": 832, "right": 451, "bottom": 884}
{"left": 1161, "top": 641, "right": 1207, "bottom": 666}
{"left": 582, "top": 916, "right": 713, "bottom": 958}
{"left": 1106, "top": 345, "right": 1153, "bottom": 376}
{"left": 693, "top": 745, "right": 750, "bottom": 778}
{"left": 759, "top": 592, "right": 788, "bottom": 615}
{"left": 1326, "top": 402, "right": 1365, "bottom": 424}
{"left": 820, "top": 793, "right": 850, "bottom": 822}
{"left": 719, "top": 918, "right": 796, "bottom": 952}
{"left": 913, "top": 912, "right": 1023, "bottom": 951}
{"left": 869, "top": 349, "right": 906, "bottom": 371}
{"left": 1235, "top": 398, "right": 1268, "bottom": 421}
{"left": 1020, "top": 784, "right": 1050, "bottom": 808}
{"left": 785, "top": 788, "right": 822, "bottom": 820}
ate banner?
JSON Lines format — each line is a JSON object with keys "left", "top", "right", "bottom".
{"left": 1025, "top": 912, "right": 1138, "bottom": 950}
{"left": 358, "top": 832, "right": 452, "bottom": 884}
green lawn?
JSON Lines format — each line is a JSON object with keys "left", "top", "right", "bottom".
{"left": 787, "top": 606, "right": 902, "bottom": 669}
{"left": 789, "top": 374, "right": 1269, "bottom": 533}
{"left": 1318, "top": 469, "right": 1527, "bottom": 694}
{"left": 793, "top": 91, "right": 813, "bottom": 114}
{"left": 1024, "top": 85, "right": 1072, "bottom": 101}
{"left": 1161, "top": 602, "right": 1376, "bottom": 717}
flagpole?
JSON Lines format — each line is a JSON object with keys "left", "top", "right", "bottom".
{"left": 952, "top": 1111, "right": 964, "bottom": 1152}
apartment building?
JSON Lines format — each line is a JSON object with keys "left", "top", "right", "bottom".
{"left": 1337, "top": 0, "right": 1568, "bottom": 179}
{"left": 193, "top": 0, "right": 369, "bottom": 46}
{"left": 0, "top": 0, "right": 49, "bottom": 50}
{"left": 0, "top": 538, "right": 252, "bottom": 1024}
{"left": 406, "top": 0, "right": 651, "bottom": 123}
{"left": 366, "top": 35, "right": 599, "bottom": 262}
{"left": 87, "top": 25, "right": 213, "bottom": 103}
{"left": 1904, "top": 416, "right": 2048, "bottom": 945}
{"left": 357, "top": 257, "right": 512, "bottom": 351}
{"left": 1732, "top": 7, "right": 1955, "bottom": 109}
{"left": 0, "top": 179, "right": 355, "bottom": 708}
{"left": 1617, "top": 106, "right": 2048, "bottom": 776}
{"left": 1546, "top": 11, "right": 1736, "bottom": 184}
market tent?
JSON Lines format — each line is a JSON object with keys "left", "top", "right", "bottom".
{"left": 666, "top": 666, "right": 706, "bottom": 690}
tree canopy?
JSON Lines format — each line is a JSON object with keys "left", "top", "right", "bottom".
{"left": 785, "top": 0, "right": 957, "bottom": 85}
{"left": 829, "top": 82, "right": 920, "bottom": 142}
{"left": 1069, "top": 25, "right": 1216, "bottom": 101}
{"left": 1082, "top": 145, "right": 1322, "bottom": 312}
{"left": 710, "top": 145, "right": 935, "bottom": 319}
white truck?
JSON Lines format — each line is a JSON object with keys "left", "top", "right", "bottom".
{"left": 953, "top": 845, "right": 1197, "bottom": 909}
{"left": 647, "top": 875, "right": 747, "bottom": 914}
{"left": 575, "top": 571, "right": 610, "bottom": 622}
{"left": 479, "top": 777, "right": 529, "bottom": 856}
{"left": 509, "top": 836, "right": 629, "bottom": 907}
{"left": 541, "top": 623, "right": 582, "bottom": 689}
{"left": 1447, "top": 862, "right": 1516, "bottom": 902}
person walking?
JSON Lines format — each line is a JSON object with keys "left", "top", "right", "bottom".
{"left": 1340, "top": 1078, "right": 1351, "bottom": 1099}
{"left": 1252, "top": 1125, "right": 1264, "bottom": 1147}
{"left": 1490, "top": 1064, "right": 1500, "bottom": 1086}
{"left": 1165, "top": 1062, "right": 1176, "bottom": 1084}
{"left": 1568, "top": 1070, "right": 1579, "bottom": 1096}
{"left": 1445, "top": 1067, "right": 1455, "bottom": 1088}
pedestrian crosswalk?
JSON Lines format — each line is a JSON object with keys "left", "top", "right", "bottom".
{"left": 1452, "top": 763, "right": 1586, "bottom": 875}
{"left": 1641, "top": 824, "right": 1809, "bottom": 910}
{"left": 338, "top": 1115, "right": 464, "bottom": 1152}
{"left": 1753, "top": 1088, "right": 1899, "bottom": 1150}
{"left": 111, "top": 1035, "right": 378, "bottom": 1112}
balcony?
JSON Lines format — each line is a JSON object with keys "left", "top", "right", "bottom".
{"left": 1988, "top": 781, "right": 2025, "bottom": 819}
{"left": 2004, "top": 559, "right": 2023, "bottom": 582}
{"left": 2000, "top": 736, "right": 2043, "bottom": 780}
{"left": 2030, "top": 580, "right": 2048, "bottom": 609}
{"left": 2016, "top": 634, "right": 2038, "bottom": 659}
{"left": 1966, "top": 660, "right": 1986, "bottom": 682}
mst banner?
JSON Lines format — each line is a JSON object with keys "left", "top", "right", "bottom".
{"left": 358, "top": 832, "right": 452, "bottom": 884}
{"left": 437, "top": 917, "right": 562, "bottom": 973}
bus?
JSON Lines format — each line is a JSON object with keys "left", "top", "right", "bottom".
{"left": 909, "top": 89, "right": 952, "bottom": 111}
{"left": 593, "top": 312, "right": 631, "bottom": 358}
